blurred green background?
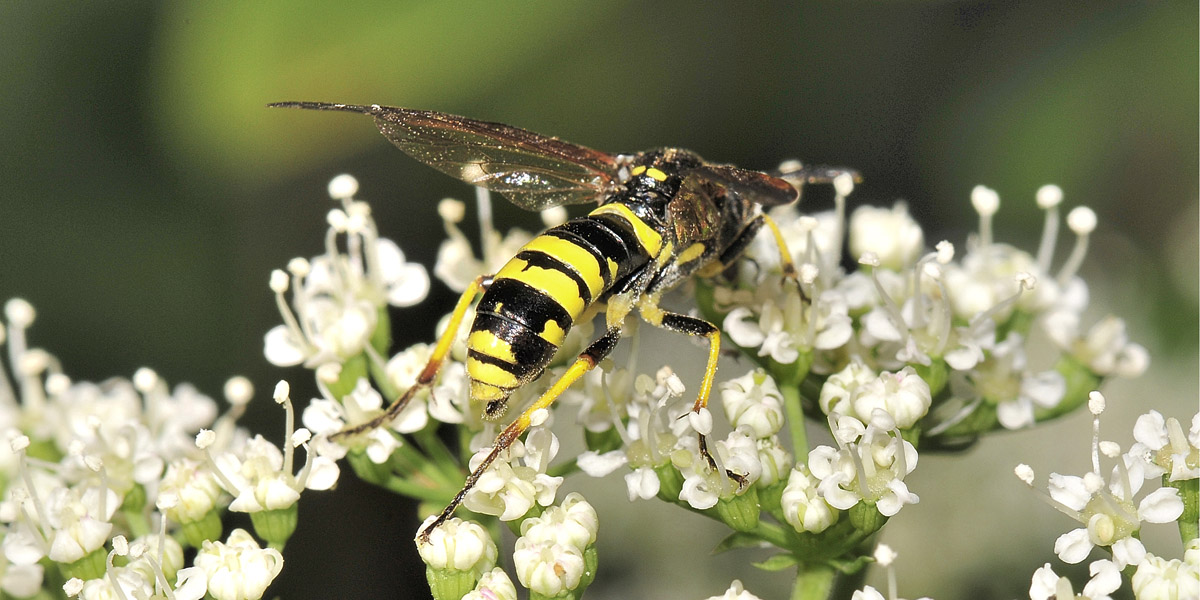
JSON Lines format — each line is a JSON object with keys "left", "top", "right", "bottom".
{"left": 1, "top": 2, "right": 1195, "bottom": 598}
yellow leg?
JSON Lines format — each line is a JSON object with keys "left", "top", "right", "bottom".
{"left": 332, "top": 275, "right": 489, "bottom": 442}
{"left": 761, "top": 214, "right": 799, "bottom": 281}
{"left": 418, "top": 327, "right": 622, "bottom": 543}
{"left": 639, "top": 300, "right": 745, "bottom": 483}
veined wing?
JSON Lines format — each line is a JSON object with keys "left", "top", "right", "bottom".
{"left": 270, "top": 102, "right": 622, "bottom": 210}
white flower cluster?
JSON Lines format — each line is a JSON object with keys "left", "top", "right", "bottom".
{"left": 264, "top": 174, "right": 430, "bottom": 373}
{"left": 0, "top": 298, "right": 335, "bottom": 600}
{"left": 420, "top": 493, "right": 599, "bottom": 600}
{"left": 715, "top": 181, "right": 1147, "bottom": 434}
{"left": 1018, "top": 393, "right": 1199, "bottom": 599}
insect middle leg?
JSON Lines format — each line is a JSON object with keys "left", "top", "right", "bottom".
{"left": 332, "top": 274, "right": 491, "bottom": 443}
{"left": 418, "top": 326, "right": 622, "bottom": 542}
{"left": 637, "top": 299, "right": 747, "bottom": 484}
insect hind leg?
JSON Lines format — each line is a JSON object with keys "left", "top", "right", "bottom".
{"left": 332, "top": 274, "right": 490, "bottom": 443}
{"left": 418, "top": 326, "right": 622, "bottom": 543}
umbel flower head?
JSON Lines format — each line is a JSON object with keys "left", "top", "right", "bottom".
{"left": 702, "top": 179, "right": 1147, "bottom": 446}
{"left": 0, "top": 298, "right": 302, "bottom": 599}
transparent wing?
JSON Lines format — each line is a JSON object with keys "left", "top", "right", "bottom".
{"left": 270, "top": 102, "right": 621, "bottom": 210}
{"left": 688, "top": 164, "right": 798, "bottom": 207}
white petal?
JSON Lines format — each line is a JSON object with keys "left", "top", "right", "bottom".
{"left": 576, "top": 450, "right": 627, "bottom": 477}
{"left": 386, "top": 263, "right": 431, "bottom": 307}
{"left": 723, "top": 307, "right": 765, "bottom": 348}
{"left": 1029, "top": 563, "right": 1059, "bottom": 600}
{"left": 1132, "top": 411, "right": 1168, "bottom": 450}
{"left": 997, "top": 398, "right": 1035, "bottom": 430}
{"left": 304, "top": 456, "right": 341, "bottom": 490}
{"left": 863, "top": 309, "right": 903, "bottom": 341}
{"left": 1110, "top": 537, "right": 1146, "bottom": 569}
{"left": 1137, "top": 486, "right": 1184, "bottom": 523}
{"left": 624, "top": 467, "right": 660, "bottom": 501}
{"left": 1082, "top": 559, "right": 1121, "bottom": 596}
{"left": 263, "top": 325, "right": 306, "bottom": 366}
{"left": 1054, "top": 528, "right": 1094, "bottom": 564}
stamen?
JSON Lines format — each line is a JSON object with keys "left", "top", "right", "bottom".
{"left": 1057, "top": 206, "right": 1096, "bottom": 286}
{"left": 196, "top": 429, "right": 240, "bottom": 494}
{"left": 1035, "top": 185, "right": 1063, "bottom": 273}
{"left": 271, "top": 271, "right": 310, "bottom": 353}
{"left": 275, "top": 381, "right": 295, "bottom": 475}
{"left": 970, "top": 185, "right": 999, "bottom": 247}
{"left": 1090, "top": 391, "right": 1105, "bottom": 474}
{"left": 862, "top": 253, "right": 912, "bottom": 346}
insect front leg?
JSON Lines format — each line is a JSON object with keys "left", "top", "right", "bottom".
{"left": 418, "top": 326, "right": 623, "bottom": 543}
{"left": 332, "top": 274, "right": 491, "bottom": 443}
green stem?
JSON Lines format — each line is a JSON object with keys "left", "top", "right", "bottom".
{"left": 782, "top": 384, "right": 809, "bottom": 464}
{"left": 791, "top": 562, "right": 836, "bottom": 600}
{"left": 547, "top": 457, "right": 579, "bottom": 478}
{"left": 392, "top": 436, "right": 458, "bottom": 489}
{"left": 378, "top": 475, "right": 457, "bottom": 504}
{"left": 415, "top": 427, "right": 464, "bottom": 482}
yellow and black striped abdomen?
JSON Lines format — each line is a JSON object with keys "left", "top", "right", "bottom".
{"left": 466, "top": 203, "right": 663, "bottom": 410}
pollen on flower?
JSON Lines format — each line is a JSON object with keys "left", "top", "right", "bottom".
{"left": 224, "top": 376, "right": 254, "bottom": 406}
{"left": 438, "top": 198, "right": 466, "bottom": 223}
{"left": 286, "top": 257, "right": 310, "bottom": 277}
{"left": 327, "top": 173, "right": 359, "bottom": 200}
{"left": 1015, "top": 463, "right": 1035, "bottom": 485}
{"left": 4, "top": 298, "right": 35, "bottom": 327}
{"left": 933, "top": 240, "right": 954, "bottom": 264}
{"left": 326, "top": 208, "right": 349, "bottom": 232}
{"left": 272, "top": 380, "right": 290, "bottom": 404}
{"left": 1036, "top": 184, "right": 1063, "bottom": 209}
{"left": 873, "top": 544, "right": 897, "bottom": 566}
{"left": 1067, "top": 206, "right": 1097, "bottom": 234}
{"left": 195, "top": 429, "right": 216, "bottom": 449}
{"left": 970, "top": 185, "right": 999, "bottom": 215}
{"left": 1088, "top": 391, "right": 1106, "bottom": 415}
{"left": 269, "top": 269, "right": 289, "bottom": 293}
{"left": 834, "top": 171, "right": 855, "bottom": 197}
{"left": 132, "top": 367, "right": 158, "bottom": 393}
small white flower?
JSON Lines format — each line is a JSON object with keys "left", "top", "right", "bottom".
{"left": 720, "top": 370, "right": 785, "bottom": 438}
{"left": 755, "top": 436, "right": 793, "bottom": 488}
{"left": 1046, "top": 451, "right": 1184, "bottom": 566}
{"left": 159, "top": 458, "right": 224, "bottom": 523}
{"left": 512, "top": 537, "right": 585, "bottom": 598}
{"left": 462, "top": 568, "right": 518, "bottom": 600}
{"left": 44, "top": 485, "right": 118, "bottom": 563}
{"left": 850, "top": 367, "right": 931, "bottom": 429}
{"left": 1029, "top": 559, "right": 1121, "bottom": 600}
{"left": 849, "top": 203, "right": 924, "bottom": 271}
{"left": 704, "top": 579, "right": 765, "bottom": 600}
{"left": 1131, "top": 543, "right": 1200, "bottom": 600}
{"left": 518, "top": 492, "right": 598, "bottom": 552}
{"left": 192, "top": 529, "right": 284, "bottom": 600}
{"left": 808, "top": 421, "right": 919, "bottom": 516}
{"left": 462, "top": 428, "right": 563, "bottom": 521}
{"left": 416, "top": 517, "right": 497, "bottom": 574}
{"left": 1044, "top": 313, "right": 1149, "bottom": 378}
{"left": 819, "top": 361, "right": 877, "bottom": 416}
{"left": 780, "top": 464, "right": 837, "bottom": 533}
{"left": 1129, "top": 410, "right": 1199, "bottom": 482}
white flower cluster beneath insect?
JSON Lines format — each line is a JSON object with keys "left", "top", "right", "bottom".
{"left": 0, "top": 297, "right": 341, "bottom": 599}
